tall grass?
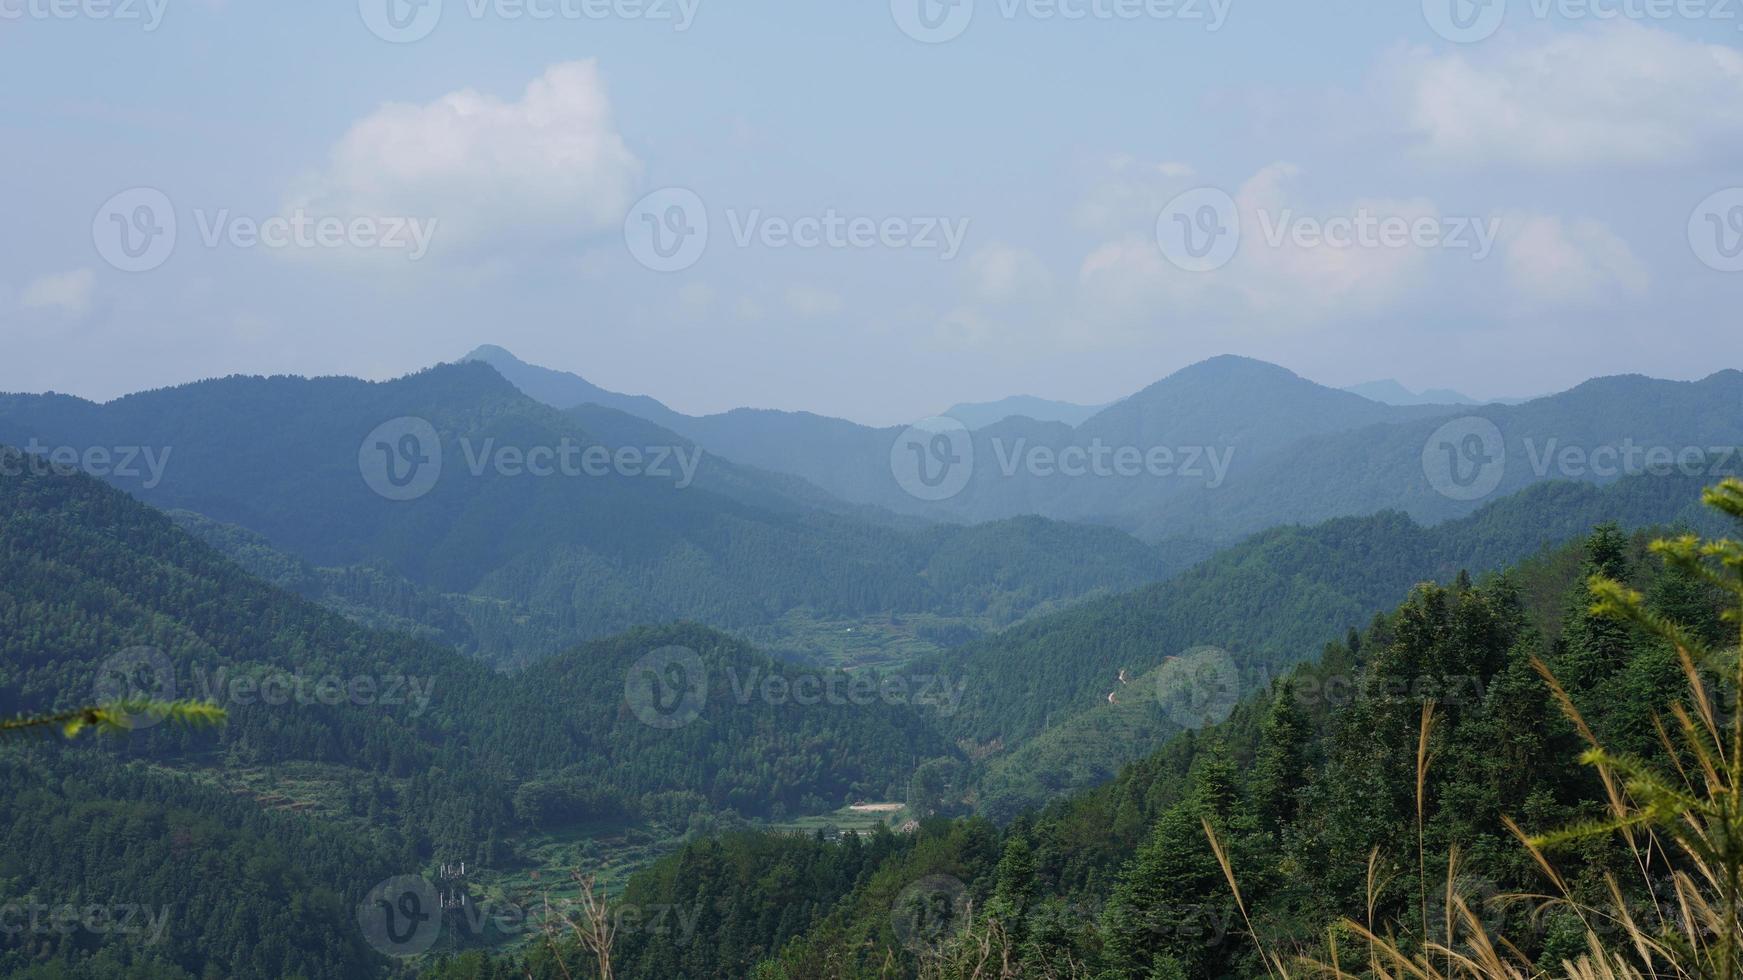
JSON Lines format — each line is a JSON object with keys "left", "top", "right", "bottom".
{"left": 1209, "top": 479, "right": 1743, "bottom": 979}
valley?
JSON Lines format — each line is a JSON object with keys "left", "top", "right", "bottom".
{"left": 3, "top": 351, "right": 1739, "bottom": 976}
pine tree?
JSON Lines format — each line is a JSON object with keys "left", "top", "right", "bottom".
{"left": 1553, "top": 523, "right": 1634, "bottom": 694}
{"left": 1100, "top": 750, "right": 1242, "bottom": 976}
{"left": 987, "top": 834, "right": 1036, "bottom": 943}
{"left": 1253, "top": 682, "right": 1309, "bottom": 832}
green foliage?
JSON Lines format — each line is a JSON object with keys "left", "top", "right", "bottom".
{"left": 8, "top": 367, "right": 1743, "bottom": 980}
{"left": 955, "top": 470, "right": 1727, "bottom": 818}
{"left": 0, "top": 700, "right": 226, "bottom": 739}
{"left": 0, "top": 752, "right": 396, "bottom": 979}
{"left": 491, "top": 494, "right": 1737, "bottom": 979}
{"left": 0, "top": 366, "right": 1172, "bottom": 665}
{"left": 0, "top": 452, "right": 963, "bottom": 978}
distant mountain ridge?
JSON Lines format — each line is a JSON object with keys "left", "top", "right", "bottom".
{"left": 945, "top": 467, "right": 1733, "bottom": 817}
{"left": 1155, "top": 368, "right": 1743, "bottom": 540}
{"left": 0, "top": 362, "right": 1175, "bottom": 660}
{"left": 1343, "top": 378, "right": 1540, "bottom": 406}
{"left": 461, "top": 344, "right": 688, "bottom": 427}
{"left": 938, "top": 394, "right": 1115, "bottom": 429}
{"left": 465, "top": 348, "right": 1461, "bottom": 531}
{"left": 1343, "top": 378, "right": 1480, "bottom": 405}
{"left": 464, "top": 347, "right": 1743, "bottom": 548}
{"left": 466, "top": 345, "right": 1114, "bottom": 430}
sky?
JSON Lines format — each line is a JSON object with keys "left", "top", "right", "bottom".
{"left": 3, "top": 0, "right": 1741, "bottom": 425}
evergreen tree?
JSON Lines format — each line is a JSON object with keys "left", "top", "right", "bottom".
{"left": 1252, "top": 682, "right": 1310, "bottom": 831}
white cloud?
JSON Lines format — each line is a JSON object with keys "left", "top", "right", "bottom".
{"left": 1381, "top": 24, "right": 1743, "bottom": 168}
{"left": 734, "top": 297, "right": 766, "bottom": 322}
{"left": 933, "top": 307, "right": 1001, "bottom": 349}
{"left": 1073, "top": 156, "right": 1199, "bottom": 235}
{"left": 20, "top": 269, "right": 95, "bottom": 317}
{"left": 1075, "top": 163, "right": 1441, "bottom": 330}
{"left": 785, "top": 285, "right": 845, "bottom": 318}
{"left": 1499, "top": 212, "right": 1649, "bottom": 307}
{"left": 677, "top": 282, "right": 714, "bottom": 316}
{"left": 966, "top": 244, "right": 1052, "bottom": 305}
{"left": 286, "top": 62, "right": 641, "bottom": 255}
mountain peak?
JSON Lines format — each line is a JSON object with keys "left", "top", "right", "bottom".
{"left": 455, "top": 346, "right": 682, "bottom": 423}
{"left": 1169, "top": 354, "right": 1304, "bottom": 383}
{"left": 940, "top": 394, "right": 1112, "bottom": 430}
{"left": 462, "top": 344, "right": 524, "bottom": 365}
{"left": 1343, "top": 379, "right": 1479, "bottom": 406}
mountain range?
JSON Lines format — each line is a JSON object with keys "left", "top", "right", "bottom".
{"left": 937, "top": 394, "right": 1115, "bottom": 429}
{"left": 0, "top": 363, "right": 1172, "bottom": 662}
{"left": 1339, "top": 378, "right": 1538, "bottom": 405}
{"left": 464, "top": 345, "right": 1743, "bottom": 545}
{"left": 3, "top": 348, "right": 1739, "bottom": 978}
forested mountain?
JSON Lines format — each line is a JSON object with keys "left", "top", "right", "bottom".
{"left": 937, "top": 396, "right": 1114, "bottom": 430}
{"left": 436, "top": 488, "right": 1738, "bottom": 979}
{"left": 0, "top": 450, "right": 964, "bottom": 977}
{"left": 1343, "top": 378, "right": 1486, "bottom": 406}
{"left": 0, "top": 364, "right": 1171, "bottom": 660}
{"left": 461, "top": 345, "right": 687, "bottom": 430}
{"left": 937, "top": 469, "right": 1731, "bottom": 817}
{"left": 468, "top": 350, "right": 1456, "bottom": 531}
{"left": 469, "top": 348, "right": 1743, "bottom": 546}
{"left": 0, "top": 750, "right": 400, "bottom": 979}
{"left": 166, "top": 507, "right": 575, "bottom": 665}
{"left": 1149, "top": 368, "right": 1743, "bottom": 540}
{"left": 23, "top": 3, "right": 1732, "bottom": 976}
{"left": 6, "top": 372, "right": 1738, "bottom": 978}
{"left": 0, "top": 445, "right": 961, "bottom": 817}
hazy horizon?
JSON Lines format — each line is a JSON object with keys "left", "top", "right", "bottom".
{"left": 0, "top": 341, "right": 1618, "bottom": 425}
{"left": 7, "top": 3, "right": 1742, "bottom": 424}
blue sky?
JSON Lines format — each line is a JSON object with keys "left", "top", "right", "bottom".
{"left": 3, "top": 0, "right": 1741, "bottom": 423}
